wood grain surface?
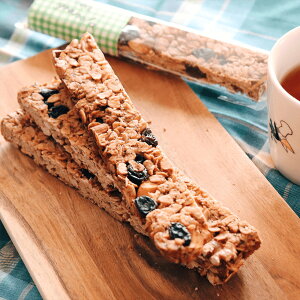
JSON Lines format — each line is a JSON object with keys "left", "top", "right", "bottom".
{"left": 0, "top": 50, "right": 299, "bottom": 300}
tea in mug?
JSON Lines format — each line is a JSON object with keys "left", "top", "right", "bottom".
{"left": 281, "top": 65, "right": 300, "bottom": 101}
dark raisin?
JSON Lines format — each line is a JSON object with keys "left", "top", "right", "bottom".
{"left": 45, "top": 102, "right": 54, "bottom": 109}
{"left": 192, "top": 48, "right": 215, "bottom": 60}
{"left": 135, "top": 196, "right": 158, "bottom": 217}
{"left": 118, "top": 25, "right": 140, "bottom": 45}
{"left": 48, "top": 105, "right": 69, "bottom": 119}
{"left": 39, "top": 88, "right": 59, "bottom": 101}
{"left": 218, "top": 54, "right": 227, "bottom": 65}
{"left": 185, "top": 64, "right": 207, "bottom": 79}
{"left": 231, "top": 84, "right": 243, "bottom": 93}
{"left": 100, "top": 105, "right": 108, "bottom": 111}
{"left": 135, "top": 154, "right": 146, "bottom": 164}
{"left": 127, "top": 164, "right": 148, "bottom": 185}
{"left": 140, "top": 128, "right": 158, "bottom": 147}
{"left": 80, "top": 168, "right": 95, "bottom": 179}
{"left": 169, "top": 222, "right": 191, "bottom": 246}
{"left": 95, "top": 117, "right": 103, "bottom": 123}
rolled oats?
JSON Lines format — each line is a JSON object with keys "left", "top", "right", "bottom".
{"left": 1, "top": 111, "right": 128, "bottom": 222}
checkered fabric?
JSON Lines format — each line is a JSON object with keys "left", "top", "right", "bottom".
{"left": 28, "top": 0, "right": 131, "bottom": 55}
{"left": 0, "top": 1, "right": 299, "bottom": 299}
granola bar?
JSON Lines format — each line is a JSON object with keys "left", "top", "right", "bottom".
{"left": 1, "top": 110, "right": 128, "bottom": 222}
{"left": 53, "top": 33, "right": 261, "bottom": 284}
{"left": 118, "top": 17, "right": 267, "bottom": 100}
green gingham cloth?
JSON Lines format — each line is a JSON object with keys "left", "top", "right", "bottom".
{"left": 28, "top": 0, "right": 131, "bottom": 56}
{"left": 0, "top": 0, "right": 299, "bottom": 299}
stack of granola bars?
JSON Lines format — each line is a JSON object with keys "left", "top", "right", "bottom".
{"left": 1, "top": 33, "right": 261, "bottom": 285}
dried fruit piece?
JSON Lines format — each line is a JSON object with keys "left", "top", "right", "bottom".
{"left": 48, "top": 105, "right": 69, "bottom": 119}
{"left": 80, "top": 168, "right": 95, "bottom": 179}
{"left": 127, "top": 164, "right": 148, "bottom": 185}
{"left": 135, "top": 196, "right": 158, "bottom": 217}
{"left": 135, "top": 154, "right": 146, "bottom": 164}
{"left": 45, "top": 101, "right": 54, "bottom": 109}
{"left": 185, "top": 64, "right": 207, "bottom": 79}
{"left": 119, "top": 25, "right": 140, "bottom": 45}
{"left": 218, "top": 54, "right": 227, "bottom": 65}
{"left": 169, "top": 222, "right": 191, "bottom": 246}
{"left": 39, "top": 88, "right": 59, "bottom": 101}
{"left": 192, "top": 48, "right": 215, "bottom": 60}
{"left": 40, "top": 88, "right": 60, "bottom": 109}
{"left": 95, "top": 117, "right": 104, "bottom": 123}
{"left": 140, "top": 128, "right": 158, "bottom": 147}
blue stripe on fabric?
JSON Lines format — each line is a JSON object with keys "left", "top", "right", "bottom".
{"left": 97, "top": 0, "right": 182, "bottom": 20}
{"left": 216, "top": 116, "right": 267, "bottom": 150}
{"left": 188, "top": 0, "right": 223, "bottom": 31}
{"left": 0, "top": 272, "right": 39, "bottom": 300}
{"left": 18, "top": 31, "right": 65, "bottom": 62}
{"left": 217, "top": 0, "right": 256, "bottom": 29}
{"left": 266, "top": 169, "right": 300, "bottom": 217}
{"left": 187, "top": 82, "right": 268, "bottom": 132}
{"left": 24, "top": 285, "right": 41, "bottom": 300}
{"left": 236, "top": 1, "right": 300, "bottom": 50}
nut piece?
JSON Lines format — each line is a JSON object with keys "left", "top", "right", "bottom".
{"left": 128, "top": 39, "right": 150, "bottom": 54}
{"left": 159, "top": 157, "right": 173, "bottom": 175}
{"left": 117, "top": 163, "right": 128, "bottom": 176}
{"left": 137, "top": 181, "right": 157, "bottom": 197}
{"left": 149, "top": 174, "right": 166, "bottom": 184}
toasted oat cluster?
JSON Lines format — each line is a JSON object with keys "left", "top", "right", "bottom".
{"left": 52, "top": 33, "right": 261, "bottom": 284}
{"left": 117, "top": 17, "right": 267, "bottom": 100}
{"left": 1, "top": 111, "right": 128, "bottom": 222}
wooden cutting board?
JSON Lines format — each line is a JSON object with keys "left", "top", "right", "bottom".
{"left": 0, "top": 49, "right": 299, "bottom": 300}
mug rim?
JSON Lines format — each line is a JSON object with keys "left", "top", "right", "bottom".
{"left": 268, "top": 26, "right": 300, "bottom": 107}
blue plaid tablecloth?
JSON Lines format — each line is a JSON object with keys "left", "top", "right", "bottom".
{"left": 0, "top": 0, "right": 299, "bottom": 299}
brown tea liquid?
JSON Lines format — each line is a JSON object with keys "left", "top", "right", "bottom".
{"left": 281, "top": 65, "right": 300, "bottom": 101}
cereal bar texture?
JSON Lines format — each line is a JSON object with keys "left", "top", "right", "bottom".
{"left": 53, "top": 33, "right": 261, "bottom": 284}
{"left": 18, "top": 80, "right": 115, "bottom": 191}
{"left": 1, "top": 110, "right": 128, "bottom": 222}
{"left": 118, "top": 17, "right": 267, "bottom": 101}
{"left": 17, "top": 81, "right": 149, "bottom": 235}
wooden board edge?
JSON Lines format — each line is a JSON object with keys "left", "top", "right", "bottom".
{"left": 0, "top": 197, "right": 70, "bottom": 300}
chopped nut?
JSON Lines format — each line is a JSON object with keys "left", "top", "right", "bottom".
{"left": 117, "top": 162, "right": 128, "bottom": 175}
{"left": 149, "top": 174, "right": 166, "bottom": 184}
{"left": 158, "top": 194, "right": 173, "bottom": 206}
{"left": 137, "top": 181, "right": 157, "bottom": 197}
{"left": 128, "top": 39, "right": 151, "bottom": 54}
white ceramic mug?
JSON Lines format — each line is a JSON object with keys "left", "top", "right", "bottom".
{"left": 268, "top": 26, "right": 300, "bottom": 185}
